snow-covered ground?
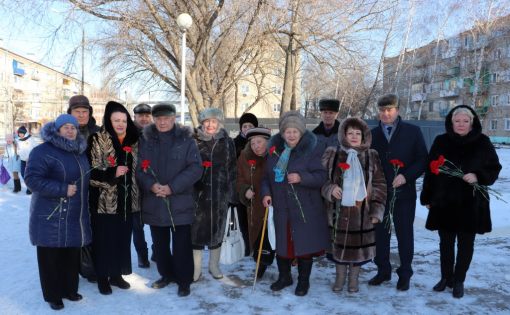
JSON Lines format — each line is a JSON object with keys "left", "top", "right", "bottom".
{"left": 1, "top": 149, "right": 509, "bottom": 315}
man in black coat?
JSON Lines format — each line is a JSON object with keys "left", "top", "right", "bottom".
{"left": 312, "top": 99, "right": 340, "bottom": 148}
{"left": 369, "top": 94, "right": 427, "bottom": 291}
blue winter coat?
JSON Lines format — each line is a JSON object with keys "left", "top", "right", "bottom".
{"left": 137, "top": 124, "right": 203, "bottom": 226}
{"left": 26, "top": 122, "right": 92, "bottom": 248}
{"left": 261, "top": 130, "right": 329, "bottom": 257}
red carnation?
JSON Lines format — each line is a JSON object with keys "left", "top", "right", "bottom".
{"left": 437, "top": 155, "right": 445, "bottom": 167}
{"left": 430, "top": 160, "right": 440, "bottom": 175}
{"left": 248, "top": 160, "right": 256, "bottom": 167}
{"left": 390, "top": 159, "right": 404, "bottom": 168}
{"left": 107, "top": 155, "right": 116, "bottom": 167}
{"left": 338, "top": 162, "right": 350, "bottom": 171}
{"left": 122, "top": 146, "right": 133, "bottom": 153}
{"left": 141, "top": 159, "right": 151, "bottom": 172}
{"left": 269, "top": 146, "right": 276, "bottom": 156}
{"left": 202, "top": 161, "right": 212, "bottom": 168}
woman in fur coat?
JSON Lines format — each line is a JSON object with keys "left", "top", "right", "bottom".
{"left": 192, "top": 108, "right": 237, "bottom": 281}
{"left": 321, "top": 118, "right": 387, "bottom": 293}
{"left": 421, "top": 105, "right": 501, "bottom": 298}
{"left": 87, "top": 101, "right": 139, "bottom": 295}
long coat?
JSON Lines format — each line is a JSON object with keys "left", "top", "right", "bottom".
{"left": 237, "top": 144, "right": 267, "bottom": 250}
{"left": 137, "top": 124, "right": 203, "bottom": 226}
{"left": 26, "top": 122, "right": 91, "bottom": 248}
{"left": 192, "top": 127, "right": 237, "bottom": 247}
{"left": 313, "top": 120, "right": 340, "bottom": 148}
{"left": 261, "top": 130, "right": 329, "bottom": 257}
{"left": 421, "top": 105, "right": 501, "bottom": 234}
{"left": 321, "top": 118, "right": 387, "bottom": 263}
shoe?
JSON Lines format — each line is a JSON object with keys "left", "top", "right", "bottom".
{"left": 177, "top": 285, "right": 191, "bottom": 297}
{"left": 110, "top": 276, "right": 130, "bottom": 289}
{"left": 13, "top": 179, "right": 21, "bottom": 193}
{"left": 256, "top": 264, "right": 267, "bottom": 280}
{"left": 270, "top": 257, "right": 293, "bottom": 291}
{"left": 193, "top": 250, "right": 203, "bottom": 282}
{"left": 433, "top": 278, "right": 454, "bottom": 292}
{"left": 208, "top": 248, "right": 223, "bottom": 279}
{"left": 26, "top": 189, "right": 32, "bottom": 195}
{"left": 452, "top": 282, "right": 464, "bottom": 298}
{"left": 368, "top": 273, "right": 391, "bottom": 286}
{"left": 332, "top": 265, "right": 347, "bottom": 292}
{"left": 138, "top": 254, "right": 150, "bottom": 268}
{"left": 151, "top": 277, "right": 173, "bottom": 289}
{"left": 396, "top": 277, "right": 410, "bottom": 291}
{"left": 64, "top": 293, "right": 83, "bottom": 301}
{"left": 98, "top": 277, "right": 112, "bottom": 295}
{"left": 48, "top": 300, "right": 64, "bottom": 310}
{"left": 294, "top": 258, "right": 312, "bottom": 296}
{"left": 86, "top": 275, "right": 97, "bottom": 283}
{"left": 347, "top": 265, "right": 360, "bottom": 293}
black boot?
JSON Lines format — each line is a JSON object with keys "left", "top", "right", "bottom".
{"left": 433, "top": 278, "right": 454, "bottom": 292}
{"left": 110, "top": 275, "right": 130, "bottom": 289}
{"left": 13, "top": 179, "right": 21, "bottom": 193}
{"left": 97, "top": 277, "right": 112, "bottom": 295}
{"left": 138, "top": 253, "right": 150, "bottom": 268}
{"left": 256, "top": 264, "right": 267, "bottom": 280}
{"left": 270, "top": 257, "right": 293, "bottom": 291}
{"left": 452, "top": 282, "right": 464, "bottom": 298}
{"left": 295, "top": 258, "right": 312, "bottom": 296}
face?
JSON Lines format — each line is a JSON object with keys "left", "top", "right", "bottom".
{"left": 378, "top": 107, "right": 399, "bottom": 125}
{"left": 452, "top": 113, "right": 472, "bottom": 136}
{"left": 110, "top": 111, "right": 128, "bottom": 136}
{"left": 320, "top": 110, "right": 338, "bottom": 128}
{"left": 18, "top": 132, "right": 26, "bottom": 139}
{"left": 283, "top": 127, "right": 302, "bottom": 148}
{"left": 241, "top": 122, "right": 255, "bottom": 136}
{"left": 345, "top": 127, "right": 362, "bottom": 148}
{"left": 5, "top": 135, "right": 13, "bottom": 144}
{"left": 134, "top": 113, "right": 152, "bottom": 128}
{"left": 70, "top": 107, "right": 90, "bottom": 127}
{"left": 203, "top": 118, "right": 220, "bottom": 135}
{"left": 58, "top": 123, "right": 78, "bottom": 140}
{"left": 250, "top": 136, "right": 268, "bottom": 157}
{"left": 154, "top": 115, "right": 176, "bottom": 132}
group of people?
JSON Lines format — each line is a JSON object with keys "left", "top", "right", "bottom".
{"left": 22, "top": 92, "right": 501, "bottom": 310}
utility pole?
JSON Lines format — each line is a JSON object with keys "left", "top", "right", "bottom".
{"left": 81, "top": 28, "right": 85, "bottom": 94}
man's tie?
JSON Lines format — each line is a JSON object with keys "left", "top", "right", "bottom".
{"left": 386, "top": 126, "right": 392, "bottom": 135}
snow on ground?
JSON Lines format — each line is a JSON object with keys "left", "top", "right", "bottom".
{"left": 1, "top": 149, "right": 509, "bottom": 315}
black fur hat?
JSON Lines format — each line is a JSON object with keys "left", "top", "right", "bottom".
{"left": 377, "top": 94, "right": 399, "bottom": 108}
{"left": 318, "top": 99, "right": 340, "bottom": 112}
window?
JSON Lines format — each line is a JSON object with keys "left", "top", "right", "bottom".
{"left": 490, "top": 119, "right": 498, "bottom": 130}
{"left": 491, "top": 73, "right": 500, "bottom": 83}
{"left": 273, "top": 103, "right": 281, "bottom": 112}
{"left": 241, "top": 102, "right": 250, "bottom": 111}
{"left": 429, "top": 102, "right": 434, "bottom": 112}
{"left": 272, "top": 85, "right": 282, "bottom": 95}
{"left": 507, "top": 94, "right": 510, "bottom": 106}
{"left": 494, "top": 49, "right": 502, "bottom": 60}
{"left": 491, "top": 95, "right": 499, "bottom": 106}
{"left": 505, "top": 118, "right": 510, "bottom": 131}
{"left": 12, "top": 60, "right": 25, "bottom": 76}
{"left": 240, "top": 84, "right": 250, "bottom": 95}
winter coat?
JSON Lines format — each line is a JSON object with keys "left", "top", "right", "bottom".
{"left": 371, "top": 117, "right": 427, "bottom": 200}
{"left": 321, "top": 118, "right": 387, "bottom": 263}
{"left": 261, "top": 130, "right": 329, "bottom": 257}
{"left": 192, "top": 127, "right": 237, "bottom": 247}
{"left": 420, "top": 105, "right": 501, "bottom": 234}
{"left": 237, "top": 144, "right": 267, "bottom": 250}
{"left": 26, "top": 122, "right": 91, "bottom": 247}
{"left": 313, "top": 120, "right": 340, "bottom": 148}
{"left": 137, "top": 124, "right": 203, "bottom": 226}
{"left": 234, "top": 133, "right": 248, "bottom": 159}
{"left": 78, "top": 116, "right": 100, "bottom": 141}
{"left": 3, "top": 141, "right": 21, "bottom": 173}
{"left": 17, "top": 133, "right": 37, "bottom": 161}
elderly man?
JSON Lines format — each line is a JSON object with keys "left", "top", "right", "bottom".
{"left": 137, "top": 103, "right": 202, "bottom": 297}
{"left": 312, "top": 99, "right": 340, "bottom": 148}
{"left": 369, "top": 94, "right": 427, "bottom": 291}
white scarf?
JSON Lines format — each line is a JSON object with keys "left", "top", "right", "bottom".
{"left": 341, "top": 148, "right": 367, "bottom": 206}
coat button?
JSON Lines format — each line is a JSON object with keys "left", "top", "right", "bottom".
{"left": 63, "top": 200, "right": 67, "bottom": 203}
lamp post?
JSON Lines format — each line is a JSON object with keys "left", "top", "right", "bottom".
{"left": 176, "top": 13, "right": 192, "bottom": 125}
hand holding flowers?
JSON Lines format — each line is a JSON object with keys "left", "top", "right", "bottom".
{"left": 384, "top": 159, "right": 405, "bottom": 232}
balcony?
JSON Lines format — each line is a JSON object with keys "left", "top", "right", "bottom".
{"left": 411, "top": 93, "right": 426, "bottom": 102}
{"left": 446, "top": 66, "right": 460, "bottom": 77}
{"left": 440, "top": 88, "right": 459, "bottom": 98}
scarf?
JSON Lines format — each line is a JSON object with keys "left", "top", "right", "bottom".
{"left": 341, "top": 148, "right": 367, "bottom": 206}
{"left": 273, "top": 143, "right": 292, "bottom": 183}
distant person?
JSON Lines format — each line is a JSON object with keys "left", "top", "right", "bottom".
{"left": 25, "top": 114, "right": 92, "bottom": 310}
{"left": 2, "top": 134, "right": 21, "bottom": 192}
{"left": 312, "top": 99, "right": 340, "bottom": 148}
{"left": 421, "top": 105, "right": 501, "bottom": 298}
{"left": 369, "top": 94, "right": 427, "bottom": 291}
{"left": 17, "top": 125, "right": 37, "bottom": 194}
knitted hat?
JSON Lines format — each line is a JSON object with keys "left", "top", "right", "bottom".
{"left": 199, "top": 108, "right": 224, "bottom": 123}
{"left": 239, "top": 113, "right": 259, "bottom": 129}
{"left": 133, "top": 103, "right": 152, "bottom": 114}
{"left": 246, "top": 127, "right": 271, "bottom": 140}
{"left": 17, "top": 126, "right": 28, "bottom": 135}
{"left": 319, "top": 99, "right": 340, "bottom": 112}
{"left": 151, "top": 103, "right": 176, "bottom": 117}
{"left": 279, "top": 111, "right": 306, "bottom": 135}
{"left": 68, "top": 95, "right": 92, "bottom": 112}
{"left": 377, "top": 94, "right": 399, "bottom": 108}
{"left": 55, "top": 114, "right": 79, "bottom": 130}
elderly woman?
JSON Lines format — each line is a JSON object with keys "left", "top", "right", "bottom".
{"left": 421, "top": 105, "right": 501, "bottom": 298}
{"left": 321, "top": 118, "right": 387, "bottom": 293}
{"left": 261, "top": 111, "right": 329, "bottom": 296}
{"left": 87, "top": 101, "right": 139, "bottom": 295}
{"left": 2, "top": 134, "right": 22, "bottom": 192}
{"left": 25, "top": 114, "right": 91, "bottom": 310}
{"left": 192, "top": 108, "right": 237, "bottom": 281}
{"left": 236, "top": 127, "right": 274, "bottom": 278}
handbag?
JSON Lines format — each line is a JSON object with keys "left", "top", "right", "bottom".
{"left": 0, "top": 160, "right": 11, "bottom": 185}
{"left": 219, "top": 207, "right": 245, "bottom": 265}
{"left": 267, "top": 206, "right": 276, "bottom": 250}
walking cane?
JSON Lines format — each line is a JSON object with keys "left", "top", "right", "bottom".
{"left": 252, "top": 206, "right": 269, "bottom": 291}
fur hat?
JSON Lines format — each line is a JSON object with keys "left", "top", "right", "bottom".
{"left": 279, "top": 111, "right": 306, "bottom": 135}
{"left": 199, "top": 108, "right": 224, "bottom": 123}
{"left": 68, "top": 95, "right": 92, "bottom": 112}
{"left": 319, "top": 99, "right": 340, "bottom": 112}
{"left": 239, "top": 113, "right": 259, "bottom": 129}
{"left": 377, "top": 94, "right": 399, "bottom": 108}
{"left": 55, "top": 114, "right": 79, "bottom": 130}
{"left": 17, "top": 126, "right": 28, "bottom": 135}
{"left": 246, "top": 127, "right": 271, "bottom": 140}
{"left": 133, "top": 103, "right": 152, "bottom": 114}
{"left": 151, "top": 103, "right": 176, "bottom": 117}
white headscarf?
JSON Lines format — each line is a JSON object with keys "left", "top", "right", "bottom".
{"left": 341, "top": 148, "right": 367, "bottom": 206}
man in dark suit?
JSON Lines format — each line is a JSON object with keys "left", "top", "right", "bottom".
{"left": 369, "top": 94, "right": 427, "bottom": 291}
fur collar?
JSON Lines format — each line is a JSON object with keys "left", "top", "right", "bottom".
{"left": 338, "top": 117, "right": 372, "bottom": 153}
{"left": 268, "top": 130, "right": 317, "bottom": 158}
{"left": 444, "top": 105, "right": 482, "bottom": 146}
{"left": 195, "top": 126, "right": 229, "bottom": 142}
{"left": 313, "top": 120, "right": 340, "bottom": 137}
{"left": 142, "top": 123, "right": 193, "bottom": 141}
{"left": 41, "top": 122, "right": 87, "bottom": 154}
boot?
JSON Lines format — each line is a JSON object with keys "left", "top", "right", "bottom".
{"left": 13, "top": 179, "right": 21, "bottom": 193}
{"left": 295, "top": 258, "right": 313, "bottom": 296}
{"left": 433, "top": 278, "right": 454, "bottom": 292}
{"left": 193, "top": 250, "right": 203, "bottom": 282}
{"left": 97, "top": 277, "right": 112, "bottom": 295}
{"left": 109, "top": 275, "right": 130, "bottom": 289}
{"left": 347, "top": 264, "right": 360, "bottom": 293}
{"left": 452, "top": 282, "right": 464, "bottom": 298}
{"left": 138, "top": 253, "right": 150, "bottom": 269}
{"left": 256, "top": 264, "right": 267, "bottom": 280}
{"left": 270, "top": 257, "right": 293, "bottom": 291}
{"left": 332, "top": 264, "right": 347, "bottom": 292}
{"left": 208, "top": 248, "right": 223, "bottom": 279}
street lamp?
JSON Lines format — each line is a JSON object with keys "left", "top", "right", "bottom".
{"left": 176, "top": 13, "right": 192, "bottom": 125}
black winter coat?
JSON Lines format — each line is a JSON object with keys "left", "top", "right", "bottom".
{"left": 420, "top": 105, "right": 501, "bottom": 234}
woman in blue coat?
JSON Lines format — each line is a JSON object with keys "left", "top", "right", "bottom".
{"left": 25, "top": 114, "right": 91, "bottom": 311}
{"left": 261, "top": 111, "right": 329, "bottom": 297}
